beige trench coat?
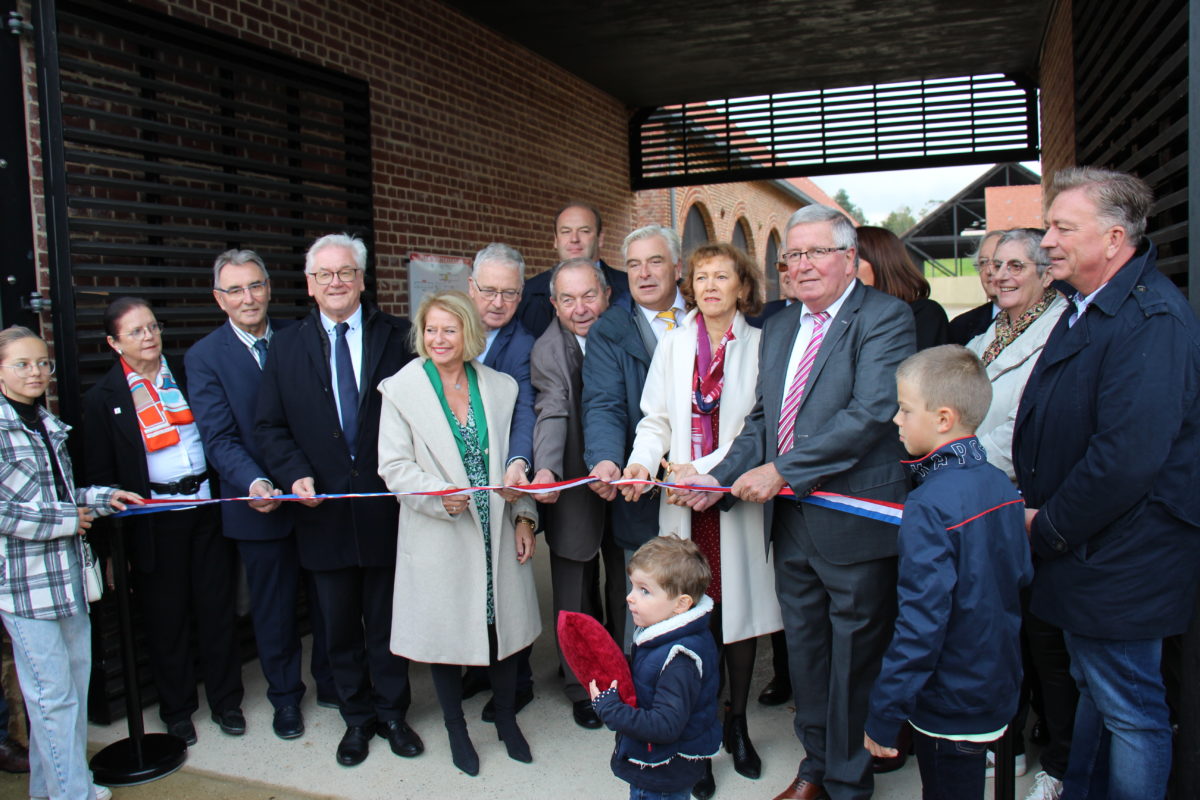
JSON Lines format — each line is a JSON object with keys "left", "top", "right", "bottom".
{"left": 627, "top": 310, "right": 783, "bottom": 644}
{"left": 378, "top": 358, "right": 540, "bottom": 665}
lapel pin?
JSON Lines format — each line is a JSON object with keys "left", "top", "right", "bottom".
{"left": 113, "top": 408, "right": 121, "bottom": 415}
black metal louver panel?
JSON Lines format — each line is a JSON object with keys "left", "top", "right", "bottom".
{"left": 56, "top": 0, "right": 373, "bottom": 387}
{"left": 1073, "top": 0, "right": 1189, "bottom": 289}
{"left": 632, "top": 74, "right": 1040, "bottom": 190}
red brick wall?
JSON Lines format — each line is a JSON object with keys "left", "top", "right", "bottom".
{"left": 19, "top": 0, "right": 634, "bottom": 317}
{"left": 986, "top": 185, "right": 1044, "bottom": 230}
{"left": 1039, "top": 0, "right": 1075, "bottom": 184}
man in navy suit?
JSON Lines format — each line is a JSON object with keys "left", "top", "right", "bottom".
{"left": 464, "top": 243, "right": 538, "bottom": 718}
{"left": 255, "top": 234, "right": 423, "bottom": 767}
{"left": 581, "top": 224, "right": 685, "bottom": 658}
{"left": 516, "top": 202, "right": 629, "bottom": 338}
{"left": 186, "top": 249, "right": 335, "bottom": 741}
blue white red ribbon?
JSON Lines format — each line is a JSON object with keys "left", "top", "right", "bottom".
{"left": 113, "top": 475, "right": 903, "bottom": 525}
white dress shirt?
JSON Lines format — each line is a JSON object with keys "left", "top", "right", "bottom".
{"left": 321, "top": 305, "right": 364, "bottom": 424}
{"left": 780, "top": 279, "right": 858, "bottom": 410}
{"left": 638, "top": 289, "right": 687, "bottom": 342}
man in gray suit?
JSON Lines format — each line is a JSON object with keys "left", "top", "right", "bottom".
{"left": 679, "top": 205, "right": 915, "bottom": 800}
{"left": 529, "top": 257, "right": 612, "bottom": 729}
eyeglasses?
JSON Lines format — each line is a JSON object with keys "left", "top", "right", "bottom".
{"left": 779, "top": 247, "right": 847, "bottom": 266}
{"left": 994, "top": 259, "right": 1036, "bottom": 276}
{"left": 215, "top": 281, "right": 268, "bottom": 300}
{"left": 0, "top": 359, "right": 56, "bottom": 376}
{"left": 472, "top": 281, "right": 521, "bottom": 303}
{"left": 118, "top": 322, "right": 164, "bottom": 339}
{"left": 307, "top": 268, "right": 361, "bottom": 285}
{"left": 977, "top": 258, "right": 1002, "bottom": 271}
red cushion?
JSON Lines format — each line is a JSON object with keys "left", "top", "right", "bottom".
{"left": 557, "top": 610, "right": 637, "bottom": 707}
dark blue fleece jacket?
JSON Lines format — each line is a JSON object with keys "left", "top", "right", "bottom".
{"left": 865, "top": 436, "right": 1033, "bottom": 746}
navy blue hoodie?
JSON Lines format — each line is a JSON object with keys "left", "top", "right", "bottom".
{"left": 865, "top": 436, "right": 1033, "bottom": 746}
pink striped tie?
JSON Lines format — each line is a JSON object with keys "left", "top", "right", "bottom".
{"left": 777, "top": 311, "right": 830, "bottom": 454}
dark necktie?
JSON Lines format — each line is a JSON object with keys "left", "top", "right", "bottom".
{"left": 252, "top": 337, "right": 268, "bottom": 369}
{"left": 335, "top": 322, "right": 358, "bottom": 454}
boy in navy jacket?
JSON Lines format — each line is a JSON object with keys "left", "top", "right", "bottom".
{"left": 590, "top": 536, "right": 722, "bottom": 800}
{"left": 864, "top": 345, "right": 1033, "bottom": 800}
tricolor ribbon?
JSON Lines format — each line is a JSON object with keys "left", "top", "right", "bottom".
{"left": 113, "top": 475, "right": 904, "bottom": 525}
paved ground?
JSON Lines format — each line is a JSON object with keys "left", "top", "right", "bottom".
{"left": 0, "top": 550, "right": 1041, "bottom": 800}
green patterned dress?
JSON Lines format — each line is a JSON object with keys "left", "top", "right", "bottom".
{"left": 456, "top": 402, "right": 495, "bottom": 625}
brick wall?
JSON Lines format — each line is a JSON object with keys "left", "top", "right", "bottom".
{"left": 1038, "top": 0, "right": 1074, "bottom": 183}
{"left": 19, "top": 0, "right": 634, "bottom": 318}
{"left": 985, "top": 185, "right": 1044, "bottom": 230}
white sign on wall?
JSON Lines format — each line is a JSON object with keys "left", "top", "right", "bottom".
{"left": 407, "top": 252, "right": 471, "bottom": 310}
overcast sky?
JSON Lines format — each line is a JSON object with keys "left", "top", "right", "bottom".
{"left": 812, "top": 162, "right": 1042, "bottom": 226}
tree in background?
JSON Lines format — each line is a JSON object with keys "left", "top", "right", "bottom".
{"left": 881, "top": 205, "right": 918, "bottom": 235}
{"left": 834, "top": 188, "right": 868, "bottom": 225}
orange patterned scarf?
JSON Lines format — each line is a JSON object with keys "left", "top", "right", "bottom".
{"left": 121, "top": 356, "right": 193, "bottom": 452}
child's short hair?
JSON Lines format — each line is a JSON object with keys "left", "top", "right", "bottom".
{"left": 895, "top": 344, "right": 992, "bottom": 432}
{"left": 627, "top": 535, "right": 711, "bottom": 602}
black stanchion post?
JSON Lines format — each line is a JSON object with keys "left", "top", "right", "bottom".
{"left": 994, "top": 726, "right": 1016, "bottom": 800}
{"left": 88, "top": 522, "right": 187, "bottom": 786}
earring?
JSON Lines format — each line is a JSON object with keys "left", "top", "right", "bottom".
{"left": 116, "top": 348, "right": 123, "bottom": 355}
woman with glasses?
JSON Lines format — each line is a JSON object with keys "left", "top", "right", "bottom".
{"left": 83, "top": 297, "right": 244, "bottom": 747}
{"left": 0, "top": 326, "right": 140, "bottom": 800}
{"left": 620, "top": 243, "right": 783, "bottom": 799}
{"left": 377, "top": 291, "right": 539, "bottom": 777}
{"left": 967, "top": 229, "right": 1073, "bottom": 800}
{"left": 856, "top": 226, "right": 950, "bottom": 351}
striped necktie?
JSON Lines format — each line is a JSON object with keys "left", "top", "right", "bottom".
{"left": 655, "top": 308, "right": 678, "bottom": 332}
{"left": 777, "top": 311, "right": 830, "bottom": 454}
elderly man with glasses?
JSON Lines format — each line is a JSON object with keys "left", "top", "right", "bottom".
{"left": 255, "top": 234, "right": 424, "bottom": 768}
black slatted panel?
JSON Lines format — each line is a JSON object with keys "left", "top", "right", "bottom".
{"left": 632, "top": 74, "right": 1039, "bottom": 190}
{"left": 57, "top": 0, "right": 373, "bottom": 386}
{"left": 1073, "top": 0, "right": 1189, "bottom": 287}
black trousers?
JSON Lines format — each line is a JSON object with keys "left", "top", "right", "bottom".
{"left": 309, "top": 565, "right": 411, "bottom": 727}
{"left": 132, "top": 505, "right": 243, "bottom": 724}
{"left": 1026, "top": 609, "right": 1077, "bottom": 779}
{"left": 550, "top": 549, "right": 600, "bottom": 702}
{"left": 773, "top": 503, "right": 897, "bottom": 800}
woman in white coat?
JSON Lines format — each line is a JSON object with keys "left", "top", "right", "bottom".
{"left": 378, "top": 291, "right": 539, "bottom": 778}
{"left": 966, "top": 228, "right": 1069, "bottom": 480}
{"left": 621, "top": 243, "right": 783, "bottom": 794}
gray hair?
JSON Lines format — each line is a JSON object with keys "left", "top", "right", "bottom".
{"left": 785, "top": 205, "right": 858, "bottom": 252}
{"left": 1046, "top": 167, "right": 1154, "bottom": 247}
{"left": 621, "top": 224, "right": 681, "bottom": 265}
{"left": 996, "top": 228, "right": 1051, "bottom": 277}
{"left": 306, "top": 233, "right": 367, "bottom": 273}
{"left": 549, "top": 257, "right": 608, "bottom": 298}
{"left": 972, "top": 230, "right": 1004, "bottom": 266}
{"left": 471, "top": 243, "right": 525, "bottom": 286}
{"left": 212, "top": 249, "right": 268, "bottom": 287}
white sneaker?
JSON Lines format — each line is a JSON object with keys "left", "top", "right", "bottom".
{"left": 1023, "top": 770, "right": 1064, "bottom": 800}
{"left": 985, "top": 748, "right": 1027, "bottom": 778}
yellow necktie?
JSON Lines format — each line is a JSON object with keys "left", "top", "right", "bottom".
{"left": 655, "top": 309, "right": 677, "bottom": 331}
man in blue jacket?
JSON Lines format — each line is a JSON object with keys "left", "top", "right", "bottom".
{"left": 186, "top": 249, "right": 335, "bottom": 741}
{"left": 1014, "top": 167, "right": 1200, "bottom": 800}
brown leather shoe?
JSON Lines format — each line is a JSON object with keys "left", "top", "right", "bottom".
{"left": 772, "top": 777, "right": 828, "bottom": 800}
{"left": 0, "top": 737, "right": 30, "bottom": 773}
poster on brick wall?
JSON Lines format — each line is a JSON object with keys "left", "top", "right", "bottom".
{"left": 408, "top": 252, "right": 471, "bottom": 310}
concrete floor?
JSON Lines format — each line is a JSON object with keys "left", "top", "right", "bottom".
{"left": 1, "top": 550, "right": 1042, "bottom": 800}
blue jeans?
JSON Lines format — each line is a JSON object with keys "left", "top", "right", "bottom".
{"left": 912, "top": 728, "right": 988, "bottom": 800}
{"left": 1061, "top": 632, "right": 1171, "bottom": 800}
{"left": 1, "top": 609, "right": 98, "bottom": 800}
{"left": 629, "top": 787, "right": 691, "bottom": 800}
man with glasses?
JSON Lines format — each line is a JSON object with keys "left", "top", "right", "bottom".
{"left": 186, "top": 249, "right": 336, "bottom": 742}
{"left": 675, "top": 205, "right": 915, "bottom": 800}
{"left": 256, "top": 234, "right": 423, "bottom": 767}
{"left": 461, "top": 243, "right": 538, "bottom": 720}
{"left": 949, "top": 230, "right": 1003, "bottom": 345}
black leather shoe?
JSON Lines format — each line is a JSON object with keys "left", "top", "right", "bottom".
{"left": 378, "top": 719, "right": 424, "bottom": 758}
{"left": 692, "top": 759, "right": 715, "bottom": 799}
{"left": 758, "top": 675, "right": 792, "bottom": 706}
{"left": 572, "top": 699, "right": 603, "bottom": 729}
{"left": 725, "top": 712, "right": 762, "bottom": 779}
{"left": 273, "top": 705, "right": 304, "bottom": 740}
{"left": 0, "top": 737, "right": 30, "bottom": 773}
{"left": 167, "top": 719, "right": 197, "bottom": 747}
{"left": 336, "top": 724, "right": 375, "bottom": 766}
{"left": 481, "top": 686, "right": 534, "bottom": 723}
{"left": 211, "top": 707, "right": 246, "bottom": 736}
